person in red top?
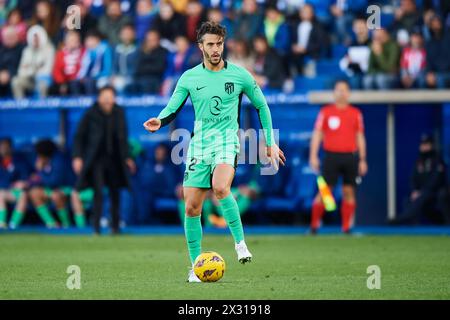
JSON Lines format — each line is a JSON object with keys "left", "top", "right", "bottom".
{"left": 51, "top": 30, "right": 85, "bottom": 96}
{"left": 309, "top": 80, "right": 368, "bottom": 234}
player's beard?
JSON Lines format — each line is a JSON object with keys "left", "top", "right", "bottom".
{"left": 204, "top": 50, "right": 222, "bottom": 66}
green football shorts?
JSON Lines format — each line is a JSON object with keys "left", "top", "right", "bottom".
{"left": 183, "top": 151, "right": 238, "bottom": 189}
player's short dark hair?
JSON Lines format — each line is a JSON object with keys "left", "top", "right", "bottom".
{"left": 35, "top": 139, "right": 57, "bottom": 158}
{"left": 98, "top": 85, "right": 116, "bottom": 96}
{"left": 196, "top": 21, "right": 226, "bottom": 43}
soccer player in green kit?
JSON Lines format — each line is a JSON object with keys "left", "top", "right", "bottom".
{"left": 143, "top": 22, "right": 286, "bottom": 282}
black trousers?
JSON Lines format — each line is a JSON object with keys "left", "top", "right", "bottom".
{"left": 91, "top": 157, "right": 121, "bottom": 233}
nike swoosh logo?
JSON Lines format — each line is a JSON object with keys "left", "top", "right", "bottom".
{"left": 196, "top": 86, "right": 206, "bottom": 90}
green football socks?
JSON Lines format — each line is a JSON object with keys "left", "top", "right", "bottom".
{"left": 74, "top": 213, "right": 86, "bottom": 228}
{"left": 0, "top": 209, "right": 6, "bottom": 225}
{"left": 184, "top": 215, "right": 202, "bottom": 265}
{"left": 36, "top": 204, "right": 56, "bottom": 227}
{"left": 218, "top": 193, "right": 245, "bottom": 243}
{"left": 57, "top": 208, "right": 70, "bottom": 228}
{"left": 178, "top": 200, "right": 185, "bottom": 225}
{"left": 10, "top": 210, "right": 25, "bottom": 227}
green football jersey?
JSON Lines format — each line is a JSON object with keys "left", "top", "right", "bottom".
{"left": 157, "top": 61, "right": 274, "bottom": 160}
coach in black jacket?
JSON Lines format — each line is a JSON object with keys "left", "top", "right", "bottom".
{"left": 72, "top": 86, "right": 136, "bottom": 234}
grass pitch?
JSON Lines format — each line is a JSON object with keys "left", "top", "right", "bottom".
{"left": 0, "top": 234, "right": 449, "bottom": 299}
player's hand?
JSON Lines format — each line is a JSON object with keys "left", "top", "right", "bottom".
{"left": 143, "top": 118, "right": 161, "bottom": 133}
{"left": 359, "top": 159, "right": 368, "bottom": 176}
{"left": 126, "top": 158, "right": 136, "bottom": 175}
{"left": 309, "top": 156, "right": 320, "bottom": 173}
{"left": 266, "top": 144, "right": 286, "bottom": 171}
{"left": 72, "top": 157, "right": 83, "bottom": 175}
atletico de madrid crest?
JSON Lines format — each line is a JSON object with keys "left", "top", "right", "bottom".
{"left": 225, "top": 82, "right": 234, "bottom": 94}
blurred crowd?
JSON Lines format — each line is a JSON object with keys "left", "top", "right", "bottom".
{"left": 0, "top": 0, "right": 449, "bottom": 99}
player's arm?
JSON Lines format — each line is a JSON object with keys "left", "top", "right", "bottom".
{"left": 242, "top": 69, "right": 285, "bottom": 168}
{"left": 309, "top": 110, "right": 324, "bottom": 173}
{"left": 356, "top": 111, "right": 368, "bottom": 176}
{"left": 309, "top": 129, "right": 323, "bottom": 173}
{"left": 143, "top": 74, "right": 189, "bottom": 132}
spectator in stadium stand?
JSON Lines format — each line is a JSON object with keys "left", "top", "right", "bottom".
{"left": 329, "top": 0, "right": 367, "bottom": 44}
{"left": 11, "top": 25, "right": 55, "bottom": 99}
{"left": 51, "top": 30, "right": 85, "bottom": 96}
{"left": 73, "top": 30, "right": 112, "bottom": 95}
{"left": 291, "top": 3, "right": 329, "bottom": 76}
{"left": 0, "top": 26, "right": 23, "bottom": 97}
{"left": 0, "top": 137, "right": 30, "bottom": 230}
{"left": 165, "top": 0, "right": 189, "bottom": 14}
{"left": 252, "top": 35, "right": 286, "bottom": 90}
{"left": 391, "top": 134, "right": 450, "bottom": 225}
{"left": 98, "top": 0, "right": 132, "bottom": 46}
{"left": 0, "top": 0, "right": 17, "bottom": 26}
{"left": 391, "top": 0, "right": 422, "bottom": 35}
{"left": 133, "top": 30, "right": 168, "bottom": 94}
{"left": 185, "top": 0, "right": 207, "bottom": 43}
{"left": 421, "top": 14, "right": 450, "bottom": 89}
{"left": 233, "top": 0, "right": 264, "bottom": 43}
{"left": 339, "top": 17, "right": 371, "bottom": 89}
{"left": 0, "top": 8, "right": 27, "bottom": 44}
{"left": 151, "top": 2, "right": 186, "bottom": 51}
{"left": 262, "top": 5, "right": 291, "bottom": 64}
{"left": 28, "top": 139, "right": 71, "bottom": 229}
{"left": 111, "top": 24, "right": 138, "bottom": 95}
{"left": 400, "top": 29, "right": 426, "bottom": 89}
{"left": 309, "top": 80, "right": 367, "bottom": 234}
{"left": 15, "top": 0, "right": 35, "bottom": 20}
{"left": 72, "top": 86, "right": 136, "bottom": 235}
{"left": 30, "top": 0, "right": 60, "bottom": 45}
{"left": 362, "top": 28, "right": 400, "bottom": 90}
{"left": 161, "top": 35, "right": 201, "bottom": 96}
{"left": 207, "top": 7, "right": 233, "bottom": 39}
{"left": 424, "top": 0, "right": 450, "bottom": 22}
{"left": 421, "top": 8, "right": 436, "bottom": 41}
{"left": 227, "top": 38, "right": 256, "bottom": 72}
{"left": 135, "top": 0, "right": 157, "bottom": 44}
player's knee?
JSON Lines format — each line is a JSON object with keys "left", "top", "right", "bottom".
{"left": 0, "top": 190, "right": 6, "bottom": 202}
{"left": 212, "top": 183, "right": 230, "bottom": 200}
{"left": 51, "top": 192, "right": 66, "bottom": 206}
{"left": 29, "top": 188, "right": 43, "bottom": 202}
{"left": 342, "top": 186, "right": 355, "bottom": 202}
{"left": 313, "top": 194, "right": 322, "bottom": 204}
{"left": 185, "top": 202, "right": 202, "bottom": 217}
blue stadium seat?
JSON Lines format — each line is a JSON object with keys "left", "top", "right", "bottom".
{"left": 316, "top": 59, "right": 345, "bottom": 77}
{"left": 332, "top": 44, "right": 347, "bottom": 59}
{"left": 294, "top": 75, "right": 336, "bottom": 92}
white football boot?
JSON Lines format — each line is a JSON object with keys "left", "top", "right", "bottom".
{"left": 187, "top": 268, "right": 202, "bottom": 283}
{"left": 235, "top": 240, "right": 252, "bottom": 264}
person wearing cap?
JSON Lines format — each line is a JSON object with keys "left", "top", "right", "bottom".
{"left": 391, "top": 135, "right": 450, "bottom": 225}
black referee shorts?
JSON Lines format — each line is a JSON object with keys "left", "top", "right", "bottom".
{"left": 322, "top": 151, "right": 359, "bottom": 187}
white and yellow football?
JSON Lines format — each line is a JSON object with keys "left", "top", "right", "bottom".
{"left": 193, "top": 251, "right": 226, "bottom": 282}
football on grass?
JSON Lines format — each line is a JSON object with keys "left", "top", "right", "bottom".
{"left": 193, "top": 251, "right": 226, "bottom": 282}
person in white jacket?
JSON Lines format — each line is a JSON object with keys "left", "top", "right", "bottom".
{"left": 12, "top": 25, "right": 55, "bottom": 98}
